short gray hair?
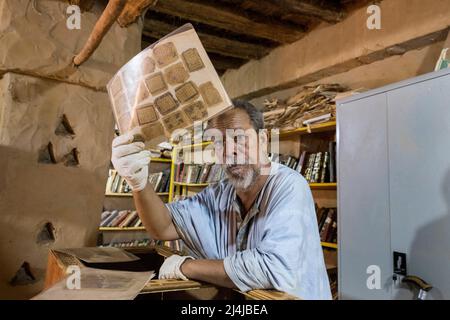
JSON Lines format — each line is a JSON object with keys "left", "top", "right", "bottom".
{"left": 231, "top": 99, "right": 264, "bottom": 130}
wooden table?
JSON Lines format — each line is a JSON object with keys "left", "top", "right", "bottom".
{"left": 43, "top": 246, "right": 299, "bottom": 300}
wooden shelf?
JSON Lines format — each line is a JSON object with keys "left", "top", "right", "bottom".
{"left": 173, "top": 182, "right": 210, "bottom": 187}
{"left": 309, "top": 183, "right": 337, "bottom": 190}
{"left": 99, "top": 227, "right": 146, "bottom": 232}
{"left": 174, "top": 141, "right": 212, "bottom": 150}
{"left": 105, "top": 192, "right": 169, "bottom": 197}
{"left": 321, "top": 242, "right": 338, "bottom": 249}
{"left": 150, "top": 157, "right": 172, "bottom": 163}
{"left": 273, "top": 121, "right": 336, "bottom": 138}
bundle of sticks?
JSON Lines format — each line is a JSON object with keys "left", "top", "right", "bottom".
{"left": 263, "top": 84, "right": 348, "bottom": 130}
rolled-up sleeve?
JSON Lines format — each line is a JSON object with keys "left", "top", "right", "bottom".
{"left": 223, "top": 176, "right": 315, "bottom": 295}
{"left": 165, "top": 188, "right": 215, "bottom": 258}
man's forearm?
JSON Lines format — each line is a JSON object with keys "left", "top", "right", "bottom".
{"left": 133, "top": 183, "right": 178, "bottom": 240}
{"left": 181, "top": 259, "right": 237, "bottom": 289}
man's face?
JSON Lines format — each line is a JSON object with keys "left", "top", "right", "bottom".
{"left": 209, "top": 109, "right": 262, "bottom": 190}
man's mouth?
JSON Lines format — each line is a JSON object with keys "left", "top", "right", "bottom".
{"left": 226, "top": 164, "right": 244, "bottom": 174}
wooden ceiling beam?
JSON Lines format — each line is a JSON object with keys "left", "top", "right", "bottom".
{"left": 147, "top": 0, "right": 305, "bottom": 44}
{"left": 143, "top": 19, "right": 270, "bottom": 60}
{"left": 207, "top": 53, "right": 247, "bottom": 71}
{"left": 261, "top": 0, "right": 345, "bottom": 23}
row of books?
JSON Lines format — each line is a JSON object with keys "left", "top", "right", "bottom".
{"left": 148, "top": 169, "right": 171, "bottom": 193}
{"left": 106, "top": 169, "right": 171, "bottom": 194}
{"left": 107, "top": 170, "right": 131, "bottom": 193}
{"left": 317, "top": 207, "right": 337, "bottom": 243}
{"left": 269, "top": 141, "right": 336, "bottom": 183}
{"left": 100, "top": 210, "right": 143, "bottom": 228}
{"left": 174, "top": 163, "right": 225, "bottom": 184}
{"left": 100, "top": 239, "right": 153, "bottom": 248}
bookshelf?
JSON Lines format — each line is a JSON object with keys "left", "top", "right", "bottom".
{"left": 272, "top": 121, "right": 338, "bottom": 246}
{"left": 98, "top": 155, "right": 173, "bottom": 248}
{"left": 274, "top": 121, "right": 337, "bottom": 137}
{"left": 273, "top": 120, "right": 338, "bottom": 299}
{"left": 168, "top": 141, "right": 221, "bottom": 202}
{"left": 321, "top": 242, "right": 338, "bottom": 249}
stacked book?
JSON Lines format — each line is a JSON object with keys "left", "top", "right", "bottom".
{"left": 174, "top": 163, "right": 225, "bottom": 184}
{"left": 263, "top": 84, "right": 346, "bottom": 131}
{"left": 106, "top": 169, "right": 171, "bottom": 194}
{"left": 100, "top": 210, "right": 143, "bottom": 228}
{"left": 268, "top": 141, "right": 336, "bottom": 183}
{"left": 316, "top": 207, "right": 337, "bottom": 243}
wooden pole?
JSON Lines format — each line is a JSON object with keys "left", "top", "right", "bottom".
{"left": 73, "top": 0, "right": 127, "bottom": 67}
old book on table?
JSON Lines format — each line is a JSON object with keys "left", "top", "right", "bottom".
{"left": 56, "top": 247, "right": 140, "bottom": 263}
{"left": 33, "top": 267, "right": 154, "bottom": 300}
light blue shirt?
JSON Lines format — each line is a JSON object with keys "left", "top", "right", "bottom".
{"left": 166, "top": 162, "right": 331, "bottom": 299}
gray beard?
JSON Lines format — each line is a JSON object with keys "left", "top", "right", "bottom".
{"left": 225, "top": 165, "right": 259, "bottom": 190}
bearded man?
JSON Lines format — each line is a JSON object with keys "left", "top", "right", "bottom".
{"left": 111, "top": 100, "right": 331, "bottom": 299}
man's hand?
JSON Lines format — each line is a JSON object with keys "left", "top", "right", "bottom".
{"left": 111, "top": 132, "right": 151, "bottom": 192}
{"left": 158, "top": 255, "right": 194, "bottom": 281}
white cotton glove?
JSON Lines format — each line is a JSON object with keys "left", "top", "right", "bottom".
{"left": 158, "top": 255, "right": 194, "bottom": 281}
{"left": 111, "top": 132, "right": 151, "bottom": 192}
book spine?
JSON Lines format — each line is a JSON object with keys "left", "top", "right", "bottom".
{"left": 320, "top": 152, "right": 329, "bottom": 183}
{"left": 329, "top": 141, "right": 336, "bottom": 183}
{"left": 296, "top": 151, "right": 307, "bottom": 174}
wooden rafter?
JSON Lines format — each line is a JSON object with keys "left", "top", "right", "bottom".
{"left": 73, "top": 0, "right": 127, "bottom": 66}
{"left": 143, "top": 19, "right": 270, "bottom": 60}
{"left": 259, "top": 0, "right": 345, "bottom": 23}
{"left": 148, "top": 0, "right": 306, "bottom": 44}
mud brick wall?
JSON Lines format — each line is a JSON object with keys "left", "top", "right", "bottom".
{"left": 0, "top": 0, "right": 142, "bottom": 299}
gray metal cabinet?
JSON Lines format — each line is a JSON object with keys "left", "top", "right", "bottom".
{"left": 337, "top": 68, "right": 450, "bottom": 300}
